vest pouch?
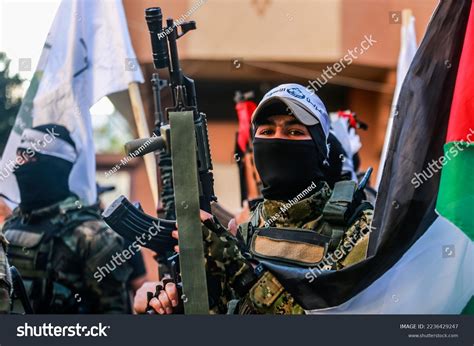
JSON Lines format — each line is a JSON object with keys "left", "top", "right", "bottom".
{"left": 322, "top": 180, "right": 357, "bottom": 225}
{"left": 250, "top": 227, "right": 330, "bottom": 267}
{"left": 4, "top": 229, "right": 48, "bottom": 279}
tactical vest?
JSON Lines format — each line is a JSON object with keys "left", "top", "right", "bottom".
{"left": 237, "top": 180, "right": 373, "bottom": 314}
{"left": 242, "top": 180, "right": 370, "bottom": 257}
{"left": 3, "top": 198, "right": 103, "bottom": 313}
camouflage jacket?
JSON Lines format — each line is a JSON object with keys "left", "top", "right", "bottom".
{"left": 232, "top": 181, "right": 373, "bottom": 314}
{"left": 0, "top": 231, "right": 11, "bottom": 313}
{"left": 3, "top": 196, "right": 131, "bottom": 314}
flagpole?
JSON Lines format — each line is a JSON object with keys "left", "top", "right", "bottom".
{"left": 402, "top": 9, "right": 413, "bottom": 28}
{"left": 128, "top": 82, "right": 159, "bottom": 208}
{"left": 401, "top": 9, "right": 412, "bottom": 46}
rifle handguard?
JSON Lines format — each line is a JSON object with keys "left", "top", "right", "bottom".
{"left": 124, "top": 136, "right": 166, "bottom": 157}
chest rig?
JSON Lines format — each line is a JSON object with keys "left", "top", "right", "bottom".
{"left": 236, "top": 180, "right": 372, "bottom": 314}
{"left": 3, "top": 197, "right": 101, "bottom": 313}
{"left": 242, "top": 180, "right": 372, "bottom": 269}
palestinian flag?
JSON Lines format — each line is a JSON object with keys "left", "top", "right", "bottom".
{"left": 290, "top": 0, "right": 474, "bottom": 314}
{"left": 436, "top": 0, "right": 474, "bottom": 312}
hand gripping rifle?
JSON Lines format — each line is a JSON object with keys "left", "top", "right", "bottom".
{"left": 103, "top": 7, "right": 213, "bottom": 314}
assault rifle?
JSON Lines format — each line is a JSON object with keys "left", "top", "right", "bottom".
{"left": 103, "top": 6, "right": 213, "bottom": 314}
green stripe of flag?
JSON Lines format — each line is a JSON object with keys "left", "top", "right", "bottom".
{"left": 462, "top": 296, "right": 474, "bottom": 315}
{"left": 436, "top": 142, "right": 474, "bottom": 240}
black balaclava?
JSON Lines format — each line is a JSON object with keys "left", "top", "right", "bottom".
{"left": 13, "top": 124, "right": 76, "bottom": 212}
{"left": 252, "top": 102, "right": 332, "bottom": 201}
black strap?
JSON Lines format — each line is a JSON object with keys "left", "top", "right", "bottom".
{"left": 346, "top": 201, "right": 373, "bottom": 226}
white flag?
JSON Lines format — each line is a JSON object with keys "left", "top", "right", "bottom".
{"left": 376, "top": 15, "right": 417, "bottom": 187}
{"left": 0, "top": 0, "right": 143, "bottom": 206}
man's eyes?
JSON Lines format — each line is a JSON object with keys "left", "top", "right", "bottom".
{"left": 287, "top": 128, "right": 306, "bottom": 136}
{"left": 258, "top": 128, "right": 275, "bottom": 135}
{"left": 256, "top": 126, "right": 308, "bottom": 136}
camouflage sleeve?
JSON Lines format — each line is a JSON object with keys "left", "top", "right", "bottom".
{"left": 0, "top": 233, "right": 11, "bottom": 313}
{"left": 335, "top": 208, "right": 373, "bottom": 269}
{"left": 208, "top": 214, "right": 303, "bottom": 314}
{"left": 77, "top": 221, "right": 132, "bottom": 314}
{"left": 202, "top": 219, "right": 304, "bottom": 314}
{"left": 200, "top": 219, "right": 257, "bottom": 313}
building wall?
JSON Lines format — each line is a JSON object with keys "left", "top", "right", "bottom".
{"left": 124, "top": 0, "right": 437, "bottom": 67}
{"left": 341, "top": 0, "right": 438, "bottom": 67}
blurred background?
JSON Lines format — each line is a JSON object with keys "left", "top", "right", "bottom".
{"left": 0, "top": 0, "right": 439, "bottom": 279}
{"left": 121, "top": 0, "right": 437, "bottom": 212}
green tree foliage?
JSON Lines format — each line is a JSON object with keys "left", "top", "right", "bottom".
{"left": 0, "top": 52, "right": 23, "bottom": 155}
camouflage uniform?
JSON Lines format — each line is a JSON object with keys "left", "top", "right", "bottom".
{"left": 0, "top": 232, "right": 11, "bottom": 313}
{"left": 3, "top": 195, "right": 131, "bottom": 314}
{"left": 202, "top": 181, "right": 373, "bottom": 314}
